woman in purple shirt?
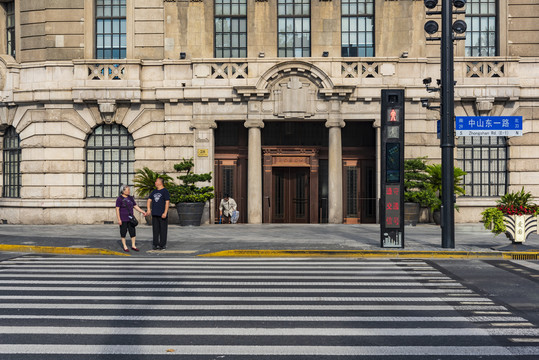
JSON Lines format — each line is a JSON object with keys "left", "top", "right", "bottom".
{"left": 115, "top": 185, "right": 147, "bottom": 252}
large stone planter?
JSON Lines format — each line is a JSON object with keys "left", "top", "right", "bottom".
{"left": 503, "top": 214, "right": 538, "bottom": 243}
{"left": 404, "top": 202, "right": 421, "bottom": 226}
{"left": 432, "top": 209, "right": 441, "bottom": 225}
{"left": 176, "top": 202, "right": 205, "bottom": 226}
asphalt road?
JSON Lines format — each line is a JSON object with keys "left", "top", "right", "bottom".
{"left": 0, "top": 256, "right": 537, "bottom": 359}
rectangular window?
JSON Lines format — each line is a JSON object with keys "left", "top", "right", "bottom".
{"left": 457, "top": 136, "right": 507, "bottom": 197}
{"left": 346, "top": 167, "right": 359, "bottom": 217}
{"left": 465, "top": 0, "right": 497, "bottom": 56}
{"left": 6, "top": 1, "right": 14, "bottom": 57}
{"left": 96, "top": 0, "right": 126, "bottom": 59}
{"left": 215, "top": 0, "right": 247, "bottom": 58}
{"left": 341, "top": 0, "right": 374, "bottom": 57}
{"left": 277, "top": 0, "right": 310, "bottom": 57}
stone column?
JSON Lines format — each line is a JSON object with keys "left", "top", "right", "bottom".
{"left": 247, "top": 124, "right": 263, "bottom": 224}
{"left": 327, "top": 124, "right": 343, "bottom": 224}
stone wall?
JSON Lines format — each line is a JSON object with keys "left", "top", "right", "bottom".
{"left": 0, "top": 2, "right": 537, "bottom": 225}
{"left": 508, "top": 0, "right": 539, "bottom": 56}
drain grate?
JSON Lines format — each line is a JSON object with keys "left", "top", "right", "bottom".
{"left": 511, "top": 253, "right": 538, "bottom": 260}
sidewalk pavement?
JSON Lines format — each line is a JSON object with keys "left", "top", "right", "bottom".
{"left": 0, "top": 222, "right": 538, "bottom": 259}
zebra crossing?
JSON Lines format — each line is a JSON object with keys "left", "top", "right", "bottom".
{"left": 0, "top": 256, "right": 538, "bottom": 359}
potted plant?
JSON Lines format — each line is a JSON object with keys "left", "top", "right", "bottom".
{"left": 404, "top": 157, "right": 437, "bottom": 225}
{"left": 425, "top": 163, "right": 466, "bottom": 225}
{"left": 481, "top": 187, "right": 538, "bottom": 243}
{"left": 169, "top": 158, "right": 215, "bottom": 226}
{"left": 132, "top": 167, "right": 174, "bottom": 224}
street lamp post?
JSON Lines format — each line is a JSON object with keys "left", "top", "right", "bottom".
{"left": 440, "top": 0, "right": 455, "bottom": 248}
{"left": 424, "top": 0, "right": 467, "bottom": 248}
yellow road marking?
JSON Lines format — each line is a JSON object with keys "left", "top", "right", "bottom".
{"left": 199, "top": 249, "right": 539, "bottom": 260}
{"left": 0, "top": 244, "right": 129, "bottom": 257}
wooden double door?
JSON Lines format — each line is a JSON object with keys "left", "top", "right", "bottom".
{"left": 272, "top": 167, "right": 310, "bottom": 223}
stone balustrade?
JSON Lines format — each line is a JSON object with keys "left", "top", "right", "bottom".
{"left": 0, "top": 57, "right": 530, "bottom": 105}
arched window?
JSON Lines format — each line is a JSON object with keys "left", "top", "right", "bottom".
{"left": 2, "top": 126, "right": 21, "bottom": 198}
{"left": 86, "top": 124, "right": 134, "bottom": 198}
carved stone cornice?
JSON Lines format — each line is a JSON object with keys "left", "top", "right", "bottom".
{"left": 234, "top": 86, "right": 269, "bottom": 100}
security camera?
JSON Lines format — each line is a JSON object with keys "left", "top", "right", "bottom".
{"left": 423, "top": 77, "right": 432, "bottom": 85}
{"left": 420, "top": 98, "right": 430, "bottom": 108}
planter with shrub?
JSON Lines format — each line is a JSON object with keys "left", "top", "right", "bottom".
{"left": 169, "top": 158, "right": 215, "bottom": 226}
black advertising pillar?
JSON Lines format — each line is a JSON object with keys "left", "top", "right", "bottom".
{"left": 380, "top": 89, "right": 405, "bottom": 248}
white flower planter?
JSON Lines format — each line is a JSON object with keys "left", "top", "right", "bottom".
{"left": 503, "top": 214, "right": 538, "bottom": 243}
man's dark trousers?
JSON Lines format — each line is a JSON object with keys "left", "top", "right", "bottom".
{"left": 152, "top": 216, "right": 168, "bottom": 248}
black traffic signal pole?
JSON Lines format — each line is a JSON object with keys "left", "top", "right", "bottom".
{"left": 440, "top": 0, "right": 455, "bottom": 248}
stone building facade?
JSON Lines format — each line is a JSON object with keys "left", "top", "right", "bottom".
{"left": 0, "top": 0, "right": 537, "bottom": 225}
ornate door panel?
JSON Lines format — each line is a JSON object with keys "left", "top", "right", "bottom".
{"left": 272, "top": 168, "right": 310, "bottom": 223}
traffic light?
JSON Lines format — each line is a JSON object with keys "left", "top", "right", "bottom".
{"left": 424, "top": 20, "right": 439, "bottom": 35}
{"left": 452, "top": 19, "right": 467, "bottom": 34}
{"left": 424, "top": 0, "right": 468, "bottom": 39}
{"left": 380, "top": 90, "right": 405, "bottom": 248}
{"left": 424, "top": 0, "right": 438, "bottom": 9}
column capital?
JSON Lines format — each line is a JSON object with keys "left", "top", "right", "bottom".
{"left": 244, "top": 120, "right": 265, "bottom": 129}
{"left": 191, "top": 120, "right": 217, "bottom": 130}
{"left": 325, "top": 120, "right": 345, "bottom": 128}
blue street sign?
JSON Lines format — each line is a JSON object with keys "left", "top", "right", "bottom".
{"left": 437, "top": 120, "right": 440, "bottom": 139}
{"left": 456, "top": 116, "right": 523, "bottom": 137}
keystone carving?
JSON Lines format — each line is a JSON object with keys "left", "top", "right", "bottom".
{"left": 98, "top": 100, "right": 117, "bottom": 124}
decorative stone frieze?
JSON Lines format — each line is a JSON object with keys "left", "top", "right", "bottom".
{"left": 88, "top": 64, "right": 126, "bottom": 80}
{"left": 273, "top": 76, "right": 316, "bottom": 119}
{"left": 342, "top": 62, "right": 385, "bottom": 78}
{"left": 466, "top": 61, "right": 505, "bottom": 78}
{"left": 210, "top": 63, "right": 248, "bottom": 79}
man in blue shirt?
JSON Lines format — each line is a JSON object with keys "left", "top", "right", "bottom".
{"left": 147, "top": 177, "right": 170, "bottom": 250}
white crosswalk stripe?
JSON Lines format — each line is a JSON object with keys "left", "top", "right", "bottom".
{"left": 0, "top": 256, "right": 538, "bottom": 359}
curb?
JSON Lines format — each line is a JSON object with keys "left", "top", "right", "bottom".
{"left": 199, "top": 249, "right": 539, "bottom": 260}
{"left": 0, "top": 244, "right": 129, "bottom": 257}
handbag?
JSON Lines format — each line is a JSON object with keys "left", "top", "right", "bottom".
{"left": 122, "top": 197, "right": 138, "bottom": 227}
{"left": 128, "top": 215, "right": 139, "bottom": 227}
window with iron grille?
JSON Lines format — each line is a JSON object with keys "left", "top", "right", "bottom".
{"left": 222, "top": 165, "right": 235, "bottom": 199}
{"left": 341, "top": 0, "right": 374, "bottom": 57}
{"left": 5, "top": 1, "right": 15, "bottom": 57}
{"left": 457, "top": 136, "right": 507, "bottom": 197}
{"left": 277, "top": 0, "right": 310, "bottom": 57}
{"left": 2, "top": 126, "right": 21, "bottom": 198}
{"left": 346, "top": 167, "right": 359, "bottom": 217}
{"left": 215, "top": 0, "right": 247, "bottom": 58}
{"left": 96, "top": 0, "right": 126, "bottom": 59}
{"left": 86, "top": 124, "right": 134, "bottom": 198}
{"left": 465, "top": 0, "right": 497, "bottom": 57}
